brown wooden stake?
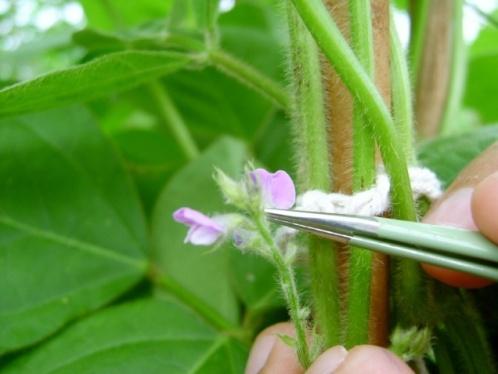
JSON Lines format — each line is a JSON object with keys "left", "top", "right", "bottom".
{"left": 413, "top": 0, "right": 453, "bottom": 139}
{"left": 368, "top": 0, "right": 391, "bottom": 347}
{"left": 322, "top": 0, "right": 353, "bottom": 325}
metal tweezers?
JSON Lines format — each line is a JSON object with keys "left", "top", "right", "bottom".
{"left": 265, "top": 208, "right": 498, "bottom": 281}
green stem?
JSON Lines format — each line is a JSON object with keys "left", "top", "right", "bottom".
{"left": 350, "top": 0, "right": 376, "bottom": 190}
{"left": 344, "top": 0, "right": 376, "bottom": 348}
{"left": 391, "top": 16, "right": 426, "bottom": 322}
{"left": 285, "top": 3, "right": 340, "bottom": 348}
{"left": 209, "top": 49, "right": 290, "bottom": 111}
{"left": 440, "top": 0, "right": 465, "bottom": 135}
{"left": 147, "top": 81, "right": 200, "bottom": 160}
{"left": 408, "top": 0, "right": 430, "bottom": 87}
{"left": 203, "top": 0, "right": 220, "bottom": 48}
{"left": 390, "top": 15, "right": 415, "bottom": 162}
{"left": 255, "top": 214, "right": 311, "bottom": 368}
{"left": 289, "top": 0, "right": 417, "bottom": 221}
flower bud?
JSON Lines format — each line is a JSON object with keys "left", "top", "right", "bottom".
{"left": 213, "top": 168, "right": 248, "bottom": 210}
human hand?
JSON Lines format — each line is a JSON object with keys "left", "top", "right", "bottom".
{"left": 245, "top": 323, "right": 413, "bottom": 373}
{"left": 422, "top": 142, "right": 498, "bottom": 287}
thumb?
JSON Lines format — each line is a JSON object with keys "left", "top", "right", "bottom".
{"left": 422, "top": 141, "right": 498, "bottom": 287}
{"left": 306, "top": 345, "right": 412, "bottom": 374}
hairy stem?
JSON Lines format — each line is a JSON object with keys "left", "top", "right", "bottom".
{"left": 395, "top": 1, "right": 461, "bottom": 326}
{"left": 209, "top": 49, "right": 290, "bottom": 111}
{"left": 344, "top": 0, "right": 377, "bottom": 348}
{"left": 285, "top": 3, "right": 340, "bottom": 348}
{"left": 390, "top": 12, "right": 426, "bottom": 327}
{"left": 390, "top": 15, "right": 415, "bottom": 162}
{"left": 350, "top": 0, "right": 375, "bottom": 191}
{"left": 408, "top": 0, "right": 429, "bottom": 87}
{"left": 255, "top": 214, "right": 311, "bottom": 368}
{"left": 290, "top": 0, "right": 417, "bottom": 221}
{"left": 147, "top": 81, "right": 200, "bottom": 160}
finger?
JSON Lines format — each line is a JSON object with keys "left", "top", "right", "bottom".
{"left": 422, "top": 142, "right": 498, "bottom": 288}
{"left": 472, "top": 171, "right": 498, "bottom": 244}
{"left": 305, "top": 346, "right": 348, "bottom": 374}
{"left": 245, "top": 322, "right": 302, "bottom": 374}
{"left": 442, "top": 141, "right": 498, "bottom": 195}
{"left": 332, "top": 345, "right": 413, "bottom": 374}
{"left": 259, "top": 334, "right": 303, "bottom": 374}
{"left": 424, "top": 141, "right": 498, "bottom": 225}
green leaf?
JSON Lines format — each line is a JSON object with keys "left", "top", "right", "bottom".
{"left": 464, "top": 52, "right": 498, "bottom": 124}
{"left": 229, "top": 250, "right": 282, "bottom": 311}
{"left": 417, "top": 126, "right": 498, "bottom": 187}
{"left": 2, "top": 298, "right": 247, "bottom": 373}
{"left": 161, "top": 0, "right": 287, "bottom": 145}
{"left": 470, "top": 27, "right": 498, "bottom": 57}
{"left": 72, "top": 29, "right": 128, "bottom": 54}
{"left": 72, "top": 28, "right": 204, "bottom": 56}
{"left": 464, "top": 11, "right": 498, "bottom": 124}
{"left": 0, "top": 107, "right": 148, "bottom": 355}
{"left": 219, "top": 0, "right": 285, "bottom": 81}
{"left": 252, "top": 110, "right": 294, "bottom": 174}
{"left": 432, "top": 289, "right": 495, "bottom": 374}
{"left": 80, "top": 0, "right": 174, "bottom": 31}
{"left": 163, "top": 69, "right": 271, "bottom": 144}
{"left": 168, "top": 0, "right": 220, "bottom": 32}
{"left": 151, "top": 137, "right": 247, "bottom": 327}
{"left": 112, "top": 128, "right": 187, "bottom": 213}
{"left": 469, "top": 10, "right": 498, "bottom": 58}
{"left": 0, "top": 51, "right": 190, "bottom": 118}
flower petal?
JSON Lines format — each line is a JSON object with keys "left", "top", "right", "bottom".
{"left": 269, "top": 170, "right": 296, "bottom": 209}
{"left": 249, "top": 168, "right": 296, "bottom": 209}
{"left": 249, "top": 168, "right": 272, "bottom": 198}
{"left": 186, "top": 225, "right": 224, "bottom": 245}
{"left": 173, "top": 207, "right": 226, "bottom": 246}
{"left": 173, "top": 207, "right": 224, "bottom": 230}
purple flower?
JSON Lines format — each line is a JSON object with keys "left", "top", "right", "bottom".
{"left": 249, "top": 168, "right": 296, "bottom": 209}
{"left": 173, "top": 207, "right": 226, "bottom": 245}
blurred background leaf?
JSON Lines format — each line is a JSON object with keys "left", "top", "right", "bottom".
{"left": 418, "top": 125, "right": 498, "bottom": 188}
{"left": 2, "top": 297, "right": 247, "bottom": 373}
{"left": 151, "top": 137, "right": 247, "bottom": 327}
{"left": 79, "top": 0, "right": 173, "bottom": 31}
{"left": 464, "top": 10, "right": 498, "bottom": 125}
{"left": 0, "top": 106, "right": 147, "bottom": 355}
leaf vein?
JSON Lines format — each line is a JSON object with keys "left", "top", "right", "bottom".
{"left": 0, "top": 215, "right": 146, "bottom": 268}
{"left": 187, "top": 335, "right": 228, "bottom": 374}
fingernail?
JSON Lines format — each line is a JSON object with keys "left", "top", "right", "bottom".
{"left": 307, "top": 345, "right": 348, "bottom": 374}
{"left": 328, "top": 346, "right": 348, "bottom": 372}
{"left": 424, "top": 188, "right": 477, "bottom": 230}
{"left": 482, "top": 170, "right": 498, "bottom": 185}
{"left": 245, "top": 334, "right": 276, "bottom": 374}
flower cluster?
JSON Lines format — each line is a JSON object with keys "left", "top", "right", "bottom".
{"left": 172, "top": 166, "right": 311, "bottom": 367}
{"left": 173, "top": 167, "right": 296, "bottom": 248}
